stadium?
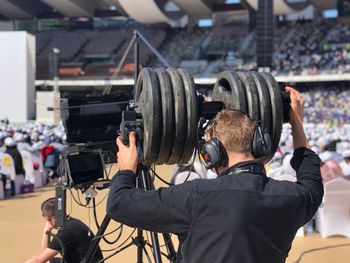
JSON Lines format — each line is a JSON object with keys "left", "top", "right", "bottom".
{"left": 0, "top": 0, "right": 350, "bottom": 262}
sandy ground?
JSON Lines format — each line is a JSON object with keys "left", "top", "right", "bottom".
{"left": 1, "top": 164, "right": 349, "bottom": 263}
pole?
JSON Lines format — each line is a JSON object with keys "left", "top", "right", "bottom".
{"left": 138, "top": 165, "right": 163, "bottom": 263}
{"left": 52, "top": 48, "right": 61, "bottom": 124}
{"left": 134, "top": 32, "right": 140, "bottom": 86}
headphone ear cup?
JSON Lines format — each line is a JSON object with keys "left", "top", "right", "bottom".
{"left": 199, "top": 138, "right": 228, "bottom": 169}
{"left": 252, "top": 127, "right": 271, "bottom": 159}
{"left": 262, "top": 133, "right": 271, "bottom": 156}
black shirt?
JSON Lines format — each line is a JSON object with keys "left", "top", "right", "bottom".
{"left": 48, "top": 217, "right": 103, "bottom": 263}
{"left": 107, "top": 147, "right": 323, "bottom": 263}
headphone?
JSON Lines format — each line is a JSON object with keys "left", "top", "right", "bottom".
{"left": 199, "top": 111, "right": 271, "bottom": 170}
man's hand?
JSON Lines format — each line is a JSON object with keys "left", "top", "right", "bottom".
{"left": 44, "top": 221, "right": 53, "bottom": 233}
{"left": 285, "top": 86, "right": 309, "bottom": 149}
{"left": 116, "top": 132, "right": 139, "bottom": 173}
{"left": 285, "top": 86, "right": 304, "bottom": 125}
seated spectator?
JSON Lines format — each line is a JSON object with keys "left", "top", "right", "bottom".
{"left": 320, "top": 152, "right": 344, "bottom": 182}
{"left": 24, "top": 197, "right": 103, "bottom": 263}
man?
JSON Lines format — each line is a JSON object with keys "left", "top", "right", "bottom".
{"left": 320, "top": 152, "right": 344, "bottom": 182}
{"left": 4, "top": 137, "right": 26, "bottom": 195}
{"left": 24, "top": 198, "right": 103, "bottom": 263}
{"left": 4, "top": 137, "right": 25, "bottom": 176}
{"left": 107, "top": 87, "right": 323, "bottom": 263}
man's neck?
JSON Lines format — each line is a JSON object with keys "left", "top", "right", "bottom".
{"left": 218, "top": 152, "right": 255, "bottom": 174}
{"left": 227, "top": 152, "right": 255, "bottom": 167}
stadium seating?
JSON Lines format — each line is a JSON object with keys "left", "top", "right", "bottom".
{"left": 32, "top": 19, "right": 350, "bottom": 78}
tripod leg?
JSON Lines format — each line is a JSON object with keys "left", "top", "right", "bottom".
{"left": 136, "top": 228, "right": 144, "bottom": 263}
{"left": 142, "top": 244, "right": 153, "bottom": 263}
{"left": 162, "top": 233, "right": 177, "bottom": 263}
{"left": 137, "top": 165, "right": 163, "bottom": 263}
{"left": 83, "top": 215, "right": 111, "bottom": 263}
{"left": 150, "top": 232, "right": 162, "bottom": 263}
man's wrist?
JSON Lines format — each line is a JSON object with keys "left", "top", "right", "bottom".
{"left": 114, "top": 169, "right": 137, "bottom": 185}
{"left": 118, "top": 169, "right": 136, "bottom": 175}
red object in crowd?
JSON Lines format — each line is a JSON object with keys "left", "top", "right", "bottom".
{"left": 40, "top": 145, "right": 55, "bottom": 163}
{"left": 33, "top": 162, "right": 40, "bottom": 170}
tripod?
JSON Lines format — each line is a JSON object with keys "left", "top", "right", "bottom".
{"left": 83, "top": 164, "right": 177, "bottom": 263}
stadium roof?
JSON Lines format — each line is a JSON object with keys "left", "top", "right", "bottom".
{"left": 0, "top": 0, "right": 339, "bottom": 22}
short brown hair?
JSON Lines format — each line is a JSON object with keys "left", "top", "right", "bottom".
{"left": 206, "top": 109, "right": 255, "bottom": 154}
{"left": 41, "top": 197, "right": 56, "bottom": 217}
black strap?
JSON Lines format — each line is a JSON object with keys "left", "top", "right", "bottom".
{"left": 224, "top": 162, "right": 266, "bottom": 177}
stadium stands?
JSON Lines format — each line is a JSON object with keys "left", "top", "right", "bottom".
{"left": 34, "top": 27, "right": 166, "bottom": 78}
{"left": 31, "top": 18, "right": 350, "bottom": 79}
{"left": 150, "top": 27, "right": 211, "bottom": 71}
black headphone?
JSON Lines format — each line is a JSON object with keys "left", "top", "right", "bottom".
{"left": 199, "top": 112, "right": 271, "bottom": 169}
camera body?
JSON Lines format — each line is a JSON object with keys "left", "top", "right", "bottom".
{"left": 119, "top": 110, "right": 144, "bottom": 160}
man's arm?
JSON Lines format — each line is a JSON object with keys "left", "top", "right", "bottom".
{"left": 286, "top": 87, "right": 323, "bottom": 222}
{"left": 107, "top": 169, "right": 195, "bottom": 235}
{"left": 107, "top": 132, "right": 195, "bottom": 235}
{"left": 24, "top": 221, "right": 59, "bottom": 263}
{"left": 23, "top": 248, "right": 59, "bottom": 263}
{"left": 41, "top": 222, "right": 53, "bottom": 250}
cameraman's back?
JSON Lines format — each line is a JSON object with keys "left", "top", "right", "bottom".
{"left": 182, "top": 164, "right": 321, "bottom": 263}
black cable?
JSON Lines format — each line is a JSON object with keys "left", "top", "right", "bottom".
{"left": 101, "top": 228, "right": 137, "bottom": 252}
{"left": 106, "top": 163, "right": 113, "bottom": 180}
{"left": 181, "top": 150, "right": 197, "bottom": 184}
{"left": 86, "top": 192, "right": 109, "bottom": 208}
{"left": 66, "top": 187, "right": 73, "bottom": 217}
{"left": 146, "top": 243, "right": 171, "bottom": 260}
{"left": 293, "top": 243, "right": 350, "bottom": 263}
{"left": 92, "top": 197, "right": 123, "bottom": 245}
{"left": 69, "top": 188, "right": 109, "bottom": 209}
{"left": 45, "top": 231, "right": 65, "bottom": 263}
{"left": 117, "top": 228, "right": 136, "bottom": 249}
{"left": 69, "top": 188, "right": 86, "bottom": 207}
{"left": 149, "top": 166, "right": 174, "bottom": 186}
{"left": 77, "top": 189, "right": 87, "bottom": 206}
{"left": 94, "top": 225, "right": 123, "bottom": 245}
{"left": 159, "top": 234, "right": 173, "bottom": 248}
{"left": 142, "top": 245, "right": 153, "bottom": 263}
{"left": 92, "top": 197, "right": 101, "bottom": 229}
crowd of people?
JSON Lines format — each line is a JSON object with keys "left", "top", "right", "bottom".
{"left": 302, "top": 85, "right": 350, "bottom": 124}
{"left": 205, "top": 21, "right": 350, "bottom": 76}
{"left": 268, "top": 123, "right": 350, "bottom": 180}
{"left": 0, "top": 119, "right": 65, "bottom": 197}
{"left": 173, "top": 121, "right": 350, "bottom": 184}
